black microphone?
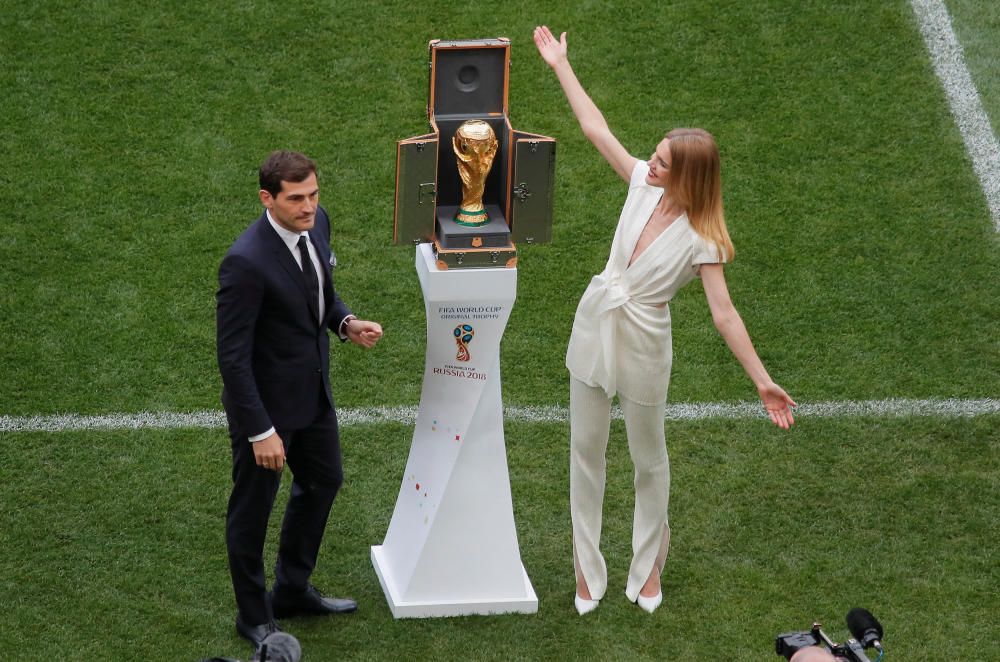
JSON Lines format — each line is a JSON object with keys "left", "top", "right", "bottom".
{"left": 846, "top": 607, "right": 884, "bottom": 651}
{"left": 251, "top": 632, "right": 302, "bottom": 662}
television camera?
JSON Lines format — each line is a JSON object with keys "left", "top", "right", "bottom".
{"left": 775, "top": 607, "right": 884, "bottom": 662}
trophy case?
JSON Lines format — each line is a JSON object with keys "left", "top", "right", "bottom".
{"left": 392, "top": 38, "right": 556, "bottom": 268}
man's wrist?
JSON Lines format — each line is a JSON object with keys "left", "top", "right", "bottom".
{"left": 339, "top": 315, "right": 357, "bottom": 338}
{"left": 249, "top": 427, "right": 275, "bottom": 443}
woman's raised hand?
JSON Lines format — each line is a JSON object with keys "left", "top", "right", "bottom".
{"left": 533, "top": 25, "right": 568, "bottom": 69}
{"left": 531, "top": 25, "right": 633, "bottom": 181}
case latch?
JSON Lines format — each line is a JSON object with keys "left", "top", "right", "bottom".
{"left": 419, "top": 182, "right": 436, "bottom": 204}
{"left": 513, "top": 182, "right": 531, "bottom": 203}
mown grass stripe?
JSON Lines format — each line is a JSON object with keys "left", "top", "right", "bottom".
{"left": 910, "top": 0, "right": 1000, "bottom": 231}
{"left": 1, "top": 398, "right": 997, "bottom": 432}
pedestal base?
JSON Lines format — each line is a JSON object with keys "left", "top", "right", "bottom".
{"left": 371, "top": 545, "right": 537, "bottom": 618}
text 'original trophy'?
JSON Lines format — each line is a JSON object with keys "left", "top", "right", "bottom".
{"left": 373, "top": 38, "right": 556, "bottom": 618}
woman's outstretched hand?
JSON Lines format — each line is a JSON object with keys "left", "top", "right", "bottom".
{"left": 758, "top": 382, "right": 797, "bottom": 429}
{"left": 533, "top": 25, "right": 568, "bottom": 69}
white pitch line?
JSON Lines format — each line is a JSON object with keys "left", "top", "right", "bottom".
{"left": 1, "top": 398, "right": 997, "bottom": 433}
{"left": 910, "top": 0, "right": 1000, "bottom": 231}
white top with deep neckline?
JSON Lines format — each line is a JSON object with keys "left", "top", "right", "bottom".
{"left": 565, "top": 160, "right": 726, "bottom": 405}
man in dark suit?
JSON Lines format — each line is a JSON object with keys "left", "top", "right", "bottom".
{"left": 216, "top": 150, "right": 382, "bottom": 651}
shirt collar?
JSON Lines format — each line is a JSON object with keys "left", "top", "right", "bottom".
{"left": 266, "top": 210, "right": 309, "bottom": 252}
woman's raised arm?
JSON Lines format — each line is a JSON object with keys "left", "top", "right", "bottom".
{"left": 533, "top": 26, "right": 637, "bottom": 183}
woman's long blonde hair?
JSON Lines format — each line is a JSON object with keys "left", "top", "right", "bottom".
{"left": 665, "top": 128, "right": 734, "bottom": 261}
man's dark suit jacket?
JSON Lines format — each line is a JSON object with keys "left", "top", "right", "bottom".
{"left": 216, "top": 207, "right": 352, "bottom": 439}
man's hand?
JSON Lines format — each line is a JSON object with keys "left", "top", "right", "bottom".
{"left": 790, "top": 647, "right": 838, "bottom": 662}
{"left": 252, "top": 432, "right": 286, "bottom": 472}
{"left": 346, "top": 319, "right": 383, "bottom": 348}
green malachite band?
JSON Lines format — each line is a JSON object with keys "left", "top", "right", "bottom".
{"left": 454, "top": 208, "right": 489, "bottom": 227}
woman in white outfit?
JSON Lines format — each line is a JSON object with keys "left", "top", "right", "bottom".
{"left": 533, "top": 26, "right": 798, "bottom": 615}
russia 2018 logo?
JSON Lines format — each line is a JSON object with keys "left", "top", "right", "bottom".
{"left": 453, "top": 323, "right": 474, "bottom": 361}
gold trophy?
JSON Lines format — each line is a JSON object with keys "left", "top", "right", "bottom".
{"left": 452, "top": 120, "right": 498, "bottom": 227}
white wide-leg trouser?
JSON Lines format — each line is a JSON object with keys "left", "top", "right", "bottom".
{"left": 570, "top": 377, "right": 671, "bottom": 602}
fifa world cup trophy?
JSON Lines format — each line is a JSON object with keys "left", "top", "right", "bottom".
{"left": 452, "top": 120, "right": 498, "bottom": 226}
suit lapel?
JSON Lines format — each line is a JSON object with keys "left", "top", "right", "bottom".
{"left": 257, "top": 216, "right": 318, "bottom": 324}
{"left": 257, "top": 212, "right": 338, "bottom": 329}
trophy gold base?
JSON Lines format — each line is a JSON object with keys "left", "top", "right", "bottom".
{"left": 454, "top": 208, "right": 490, "bottom": 226}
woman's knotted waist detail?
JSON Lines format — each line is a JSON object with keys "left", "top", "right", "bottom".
{"left": 579, "top": 272, "right": 667, "bottom": 398}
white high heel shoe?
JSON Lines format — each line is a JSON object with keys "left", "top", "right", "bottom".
{"left": 636, "top": 590, "right": 662, "bottom": 613}
{"left": 575, "top": 594, "right": 600, "bottom": 615}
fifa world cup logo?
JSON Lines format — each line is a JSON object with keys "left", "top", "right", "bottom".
{"left": 454, "top": 324, "right": 475, "bottom": 362}
{"left": 453, "top": 120, "right": 498, "bottom": 226}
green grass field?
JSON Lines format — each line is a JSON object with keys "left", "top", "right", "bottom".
{"left": 1, "top": 1, "right": 997, "bottom": 660}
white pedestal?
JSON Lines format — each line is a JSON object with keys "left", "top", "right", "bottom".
{"left": 371, "top": 243, "right": 537, "bottom": 618}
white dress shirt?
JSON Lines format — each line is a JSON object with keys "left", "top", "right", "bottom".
{"left": 266, "top": 210, "right": 326, "bottom": 322}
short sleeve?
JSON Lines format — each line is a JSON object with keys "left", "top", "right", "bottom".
{"left": 629, "top": 159, "right": 649, "bottom": 188}
{"left": 691, "top": 233, "right": 727, "bottom": 272}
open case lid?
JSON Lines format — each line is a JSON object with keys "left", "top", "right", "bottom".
{"left": 428, "top": 38, "right": 509, "bottom": 118}
{"left": 392, "top": 133, "right": 438, "bottom": 245}
{"left": 509, "top": 131, "right": 556, "bottom": 245}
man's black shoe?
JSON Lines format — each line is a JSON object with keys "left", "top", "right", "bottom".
{"left": 270, "top": 584, "right": 358, "bottom": 617}
{"left": 235, "top": 614, "right": 282, "bottom": 650}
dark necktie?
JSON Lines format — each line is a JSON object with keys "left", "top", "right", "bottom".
{"left": 297, "top": 235, "right": 320, "bottom": 322}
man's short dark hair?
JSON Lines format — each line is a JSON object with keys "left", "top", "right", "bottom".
{"left": 259, "top": 151, "right": 317, "bottom": 197}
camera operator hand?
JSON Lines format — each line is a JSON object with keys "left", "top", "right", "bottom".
{"left": 791, "top": 648, "right": 839, "bottom": 662}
